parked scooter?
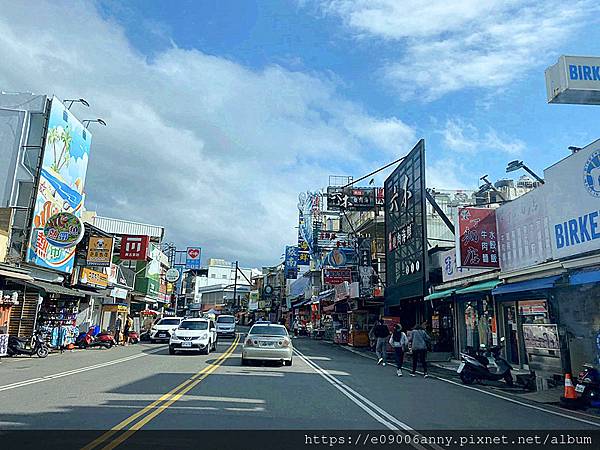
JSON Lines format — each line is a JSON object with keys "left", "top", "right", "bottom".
{"left": 575, "top": 363, "right": 600, "bottom": 408}
{"left": 76, "top": 329, "right": 112, "bottom": 349}
{"left": 128, "top": 331, "right": 139, "bottom": 344}
{"left": 7, "top": 331, "right": 49, "bottom": 358}
{"left": 95, "top": 331, "right": 116, "bottom": 348}
{"left": 458, "top": 337, "right": 513, "bottom": 386}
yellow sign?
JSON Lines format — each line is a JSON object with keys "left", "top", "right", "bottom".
{"left": 80, "top": 267, "right": 108, "bottom": 288}
{"left": 87, "top": 236, "right": 113, "bottom": 267}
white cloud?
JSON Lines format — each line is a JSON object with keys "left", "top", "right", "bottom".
{"left": 0, "top": 1, "right": 415, "bottom": 266}
{"left": 320, "top": 0, "right": 596, "bottom": 100}
{"left": 441, "top": 119, "right": 525, "bottom": 156}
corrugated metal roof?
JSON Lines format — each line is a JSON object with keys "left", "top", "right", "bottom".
{"left": 92, "top": 216, "right": 164, "bottom": 239}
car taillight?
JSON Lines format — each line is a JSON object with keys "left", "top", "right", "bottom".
{"left": 281, "top": 338, "right": 290, "bottom": 347}
{"left": 245, "top": 338, "right": 254, "bottom": 346}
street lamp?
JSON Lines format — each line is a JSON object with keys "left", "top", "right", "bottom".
{"left": 568, "top": 146, "right": 582, "bottom": 154}
{"left": 82, "top": 118, "right": 107, "bottom": 129}
{"left": 64, "top": 98, "right": 90, "bottom": 110}
{"left": 505, "top": 160, "right": 545, "bottom": 184}
{"left": 479, "top": 175, "right": 506, "bottom": 202}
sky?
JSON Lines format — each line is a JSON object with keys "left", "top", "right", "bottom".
{"left": 0, "top": 0, "right": 598, "bottom": 268}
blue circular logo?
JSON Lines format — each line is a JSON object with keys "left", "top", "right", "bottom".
{"left": 584, "top": 150, "right": 600, "bottom": 197}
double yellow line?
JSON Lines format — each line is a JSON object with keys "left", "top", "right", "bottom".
{"left": 83, "top": 335, "right": 240, "bottom": 450}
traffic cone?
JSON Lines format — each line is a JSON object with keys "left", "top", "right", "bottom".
{"left": 564, "top": 373, "right": 577, "bottom": 399}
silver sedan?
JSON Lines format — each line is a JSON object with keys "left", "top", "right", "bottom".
{"left": 241, "top": 323, "right": 293, "bottom": 366}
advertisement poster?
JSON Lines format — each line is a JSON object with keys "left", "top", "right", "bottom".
{"left": 26, "top": 96, "right": 92, "bottom": 273}
{"left": 456, "top": 207, "right": 500, "bottom": 269}
{"left": 79, "top": 267, "right": 108, "bottom": 288}
{"left": 323, "top": 268, "right": 352, "bottom": 285}
{"left": 186, "top": 247, "right": 202, "bottom": 269}
{"left": 87, "top": 236, "right": 114, "bottom": 267}
{"left": 120, "top": 235, "right": 149, "bottom": 260}
{"left": 384, "top": 140, "right": 428, "bottom": 305}
{"left": 523, "top": 324, "right": 560, "bottom": 350}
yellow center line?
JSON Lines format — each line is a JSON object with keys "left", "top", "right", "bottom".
{"left": 82, "top": 335, "right": 240, "bottom": 450}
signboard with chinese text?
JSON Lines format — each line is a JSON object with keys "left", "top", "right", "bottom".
{"left": 456, "top": 207, "right": 500, "bottom": 269}
{"left": 284, "top": 246, "right": 298, "bottom": 279}
{"left": 120, "top": 235, "right": 149, "bottom": 260}
{"left": 87, "top": 236, "right": 114, "bottom": 267}
{"left": 327, "top": 186, "right": 377, "bottom": 210}
{"left": 26, "top": 97, "right": 92, "bottom": 273}
{"left": 297, "top": 213, "right": 310, "bottom": 265}
{"left": 441, "top": 249, "right": 491, "bottom": 283}
{"left": 322, "top": 247, "right": 357, "bottom": 267}
{"left": 79, "top": 267, "right": 108, "bottom": 288}
{"left": 185, "top": 247, "right": 201, "bottom": 269}
{"left": 384, "top": 140, "right": 428, "bottom": 305}
{"left": 323, "top": 268, "right": 352, "bottom": 285}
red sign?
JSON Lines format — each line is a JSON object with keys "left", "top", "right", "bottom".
{"left": 457, "top": 208, "right": 500, "bottom": 269}
{"left": 120, "top": 235, "right": 149, "bottom": 260}
{"left": 323, "top": 268, "right": 352, "bottom": 285}
{"left": 188, "top": 248, "right": 200, "bottom": 259}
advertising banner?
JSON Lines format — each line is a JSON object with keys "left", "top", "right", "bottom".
{"left": 441, "top": 248, "right": 491, "bottom": 283}
{"left": 185, "top": 247, "right": 201, "bottom": 269}
{"left": 79, "top": 267, "right": 108, "bottom": 288}
{"left": 323, "top": 268, "right": 352, "bottom": 285}
{"left": 26, "top": 96, "right": 92, "bottom": 273}
{"left": 544, "top": 139, "right": 600, "bottom": 260}
{"left": 120, "top": 235, "right": 149, "bottom": 260}
{"left": 327, "top": 186, "right": 377, "bottom": 210}
{"left": 456, "top": 207, "right": 500, "bottom": 269}
{"left": 322, "top": 247, "right": 357, "bottom": 268}
{"left": 496, "top": 186, "right": 552, "bottom": 272}
{"left": 384, "top": 140, "right": 428, "bottom": 305}
{"left": 523, "top": 324, "right": 560, "bottom": 350}
{"left": 297, "top": 213, "right": 310, "bottom": 265}
{"left": 87, "top": 236, "right": 114, "bottom": 267}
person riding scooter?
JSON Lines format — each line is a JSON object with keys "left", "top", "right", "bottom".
{"left": 7, "top": 330, "right": 49, "bottom": 358}
{"left": 457, "top": 336, "right": 513, "bottom": 386}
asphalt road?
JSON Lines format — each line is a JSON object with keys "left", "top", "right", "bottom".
{"left": 1, "top": 332, "right": 600, "bottom": 448}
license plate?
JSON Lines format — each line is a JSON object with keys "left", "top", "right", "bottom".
{"left": 457, "top": 363, "right": 465, "bottom": 374}
{"left": 159, "top": 333, "right": 166, "bottom": 337}
{"left": 182, "top": 341, "right": 192, "bottom": 347}
{"left": 260, "top": 341, "right": 274, "bottom": 347}
{"left": 575, "top": 384, "right": 585, "bottom": 393}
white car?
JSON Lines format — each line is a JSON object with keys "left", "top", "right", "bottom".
{"left": 242, "top": 323, "right": 292, "bottom": 366}
{"left": 150, "top": 317, "right": 183, "bottom": 343}
{"left": 169, "top": 318, "right": 217, "bottom": 355}
{"left": 216, "top": 315, "right": 236, "bottom": 338}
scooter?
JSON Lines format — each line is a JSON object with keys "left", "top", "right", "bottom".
{"left": 575, "top": 364, "right": 600, "bottom": 408}
{"left": 457, "top": 337, "right": 513, "bottom": 386}
{"left": 95, "top": 331, "right": 116, "bottom": 348}
{"left": 76, "top": 329, "right": 112, "bottom": 349}
{"left": 128, "top": 331, "right": 139, "bottom": 344}
{"left": 7, "top": 331, "right": 49, "bottom": 358}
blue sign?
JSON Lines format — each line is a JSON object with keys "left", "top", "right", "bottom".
{"left": 185, "top": 247, "right": 201, "bottom": 269}
{"left": 569, "top": 64, "right": 600, "bottom": 81}
{"left": 284, "top": 246, "right": 299, "bottom": 279}
{"left": 584, "top": 150, "right": 600, "bottom": 198}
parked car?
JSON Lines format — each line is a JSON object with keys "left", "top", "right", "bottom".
{"left": 169, "top": 318, "right": 217, "bottom": 355}
{"left": 150, "top": 317, "right": 183, "bottom": 343}
{"left": 216, "top": 314, "right": 236, "bottom": 338}
{"left": 241, "top": 323, "right": 292, "bottom": 366}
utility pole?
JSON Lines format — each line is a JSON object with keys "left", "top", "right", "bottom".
{"left": 232, "top": 260, "right": 238, "bottom": 312}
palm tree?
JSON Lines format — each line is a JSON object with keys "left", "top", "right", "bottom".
{"left": 47, "top": 127, "right": 61, "bottom": 170}
{"left": 56, "top": 126, "right": 73, "bottom": 172}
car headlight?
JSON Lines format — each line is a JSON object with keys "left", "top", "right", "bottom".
{"left": 198, "top": 332, "right": 208, "bottom": 340}
{"left": 151, "top": 327, "right": 157, "bottom": 332}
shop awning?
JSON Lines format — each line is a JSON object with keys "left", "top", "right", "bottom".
{"left": 455, "top": 280, "right": 501, "bottom": 295}
{"left": 492, "top": 276, "right": 560, "bottom": 295}
{"left": 0, "top": 268, "right": 34, "bottom": 282}
{"left": 424, "top": 288, "right": 455, "bottom": 301}
{"left": 293, "top": 298, "right": 311, "bottom": 308}
{"left": 25, "top": 280, "right": 88, "bottom": 297}
{"left": 569, "top": 268, "right": 600, "bottom": 286}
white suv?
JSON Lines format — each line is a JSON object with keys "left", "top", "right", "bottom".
{"left": 150, "top": 317, "right": 183, "bottom": 343}
{"left": 169, "top": 318, "right": 217, "bottom": 355}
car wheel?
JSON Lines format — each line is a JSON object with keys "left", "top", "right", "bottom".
{"left": 169, "top": 346, "right": 176, "bottom": 355}
{"left": 241, "top": 357, "right": 248, "bottom": 366}
{"left": 460, "top": 370, "right": 476, "bottom": 385}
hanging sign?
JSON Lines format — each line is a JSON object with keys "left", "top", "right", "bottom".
{"left": 186, "top": 247, "right": 202, "bottom": 269}
{"left": 86, "top": 236, "right": 114, "bottom": 267}
{"left": 456, "top": 207, "right": 500, "bottom": 269}
{"left": 165, "top": 268, "right": 180, "bottom": 283}
{"left": 43, "top": 212, "right": 84, "bottom": 248}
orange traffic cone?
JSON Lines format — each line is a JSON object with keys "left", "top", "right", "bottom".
{"left": 564, "top": 373, "right": 577, "bottom": 399}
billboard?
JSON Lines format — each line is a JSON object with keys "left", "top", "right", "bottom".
{"left": 26, "top": 96, "right": 92, "bottom": 273}
{"left": 284, "top": 245, "right": 298, "bottom": 279}
{"left": 456, "top": 207, "right": 500, "bottom": 269}
{"left": 120, "top": 235, "right": 149, "bottom": 260}
{"left": 79, "top": 267, "right": 108, "bottom": 288}
{"left": 545, "top": 55, "right": 600, "bottom": 105}
{"left": 297, "top": 213, "right": 310, "bottom": 265}
{"left": 323, "top": 268, "right": 352, "bottom": 285}
{"left": 384, "top": 140, "right": 428, "bottom": 305}
{"left": 326, "top": 186, "right": 377, "bottom": 210}
{"left": 186, "top": 247, "right": 201, "bottom": 269}
{"left": 87, "top": 236, "right": 114, "bottom": 267}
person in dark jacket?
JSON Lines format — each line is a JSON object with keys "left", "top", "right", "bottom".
{"left": 389, "top": 324, "right": 408, "bottom": 376}
{"left": 373, "top": 319, "right": 390, "bottom": 366}
{"left": 409, "top": 322, "right": 431, "bottom": 378}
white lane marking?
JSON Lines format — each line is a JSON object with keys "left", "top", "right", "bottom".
{"left": 294, "top": 348, "right": 440, "bottom": 450}
{"left": 0, "top": 348, "right": 163, "bottom": 393}
{"left": 223, "top": 406, "right": 265, "bottom": 412}
{"left": 336, "top": 343, "right": 600, "bottom": 428}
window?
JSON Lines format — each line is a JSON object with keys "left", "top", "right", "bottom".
{"left": 211, "top": 274, "right": 216, "bottom": 278}
{"left": 222, "top": 274, "right": 227, "bottom": 279}
{"left": 157, "top": 318, "right": 181, "bottom": 326}
{"left": 217, "top": 316, "right": 235, "bottom": 324}
{"left": 178, "top": 320, "right": 207, "bottom": 330}
{"left": 249, "top": 325, "right": 288, "bottom": 336}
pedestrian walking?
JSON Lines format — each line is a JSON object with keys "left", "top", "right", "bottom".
{"left": 409, "top": 322, "right": 431, "bottom": 378}
{"left": 389, "top": 324, "right": 408, "bottom": 376}
{"left": 114, "top": 316, "right": 122, "bottom": 346}
{"left": 123, "top": 315, "right": 133, "bottom": 346}
{"left": 373, "top": 319, "right": 390, "bottom": 366}
{"left": 292, "top": 318, "right": 299, "bottom": 338}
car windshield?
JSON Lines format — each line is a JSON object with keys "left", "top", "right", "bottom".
{"left": 178, "top": 321, "right": 208, "bottom": 330}
{"left": 249, "top": 325, "right": 287, "bottom": 336}
{"left": 157, "top": 319, "right": 180, "bottom": 326}
{"left": 217, "top": 316, "right": 235, "bottom": 324}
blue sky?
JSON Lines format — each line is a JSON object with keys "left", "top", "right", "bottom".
{"left": 1, "top": 0, "right": 598, "bottom": 266}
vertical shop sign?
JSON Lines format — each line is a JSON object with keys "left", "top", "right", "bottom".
{"left": 120, "top": 235, "right": 149, "bottom": 260}
{"left": 284, "top": 246, "right": 298, "bottom": 279}
{"left": 26, "top": 96, "right": 92, "bottom": 273}
{"left": 456, "top": 207, "right": 500, "bottom": 268}
{"left": 384, "top": 140, "right": 428, "bottom": 305}
{"left": 185, "top": 247, "right": 202, "bottom": 269}
{"left": 87, "top": 236, "right": 114, "bottom": 267}
{"left": 297, "top": 213, "right": 310, "bottom": 265}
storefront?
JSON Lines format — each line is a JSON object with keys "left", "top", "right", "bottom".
{"left": 423, "top": 289, "right": 455, "bottom": 354}
{"left": 100, "top": 303, "right": 129, "bottom": 338}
